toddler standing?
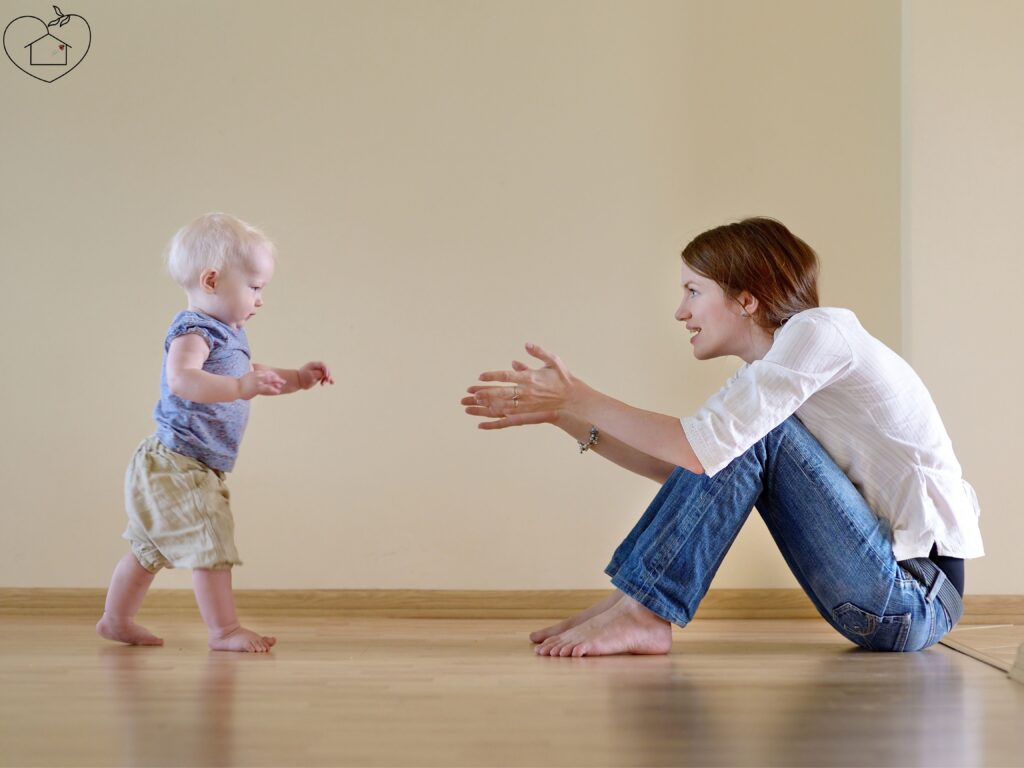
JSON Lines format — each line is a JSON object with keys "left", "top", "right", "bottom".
{"left": 97, "top": 213, "right": 333, "bottom": 652}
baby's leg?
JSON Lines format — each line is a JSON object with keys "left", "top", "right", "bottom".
{"left": 192, "top": 568, "right": 276, "bottom": 652}
{"left": 96, "top": 554, "right": 164, "bottom": 645}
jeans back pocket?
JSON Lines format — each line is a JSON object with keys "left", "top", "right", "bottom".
{"left": 832, "top": 602, "right": 912, "bottom": 652}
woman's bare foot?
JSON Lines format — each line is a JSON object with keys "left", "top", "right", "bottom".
{"left": 535, "top": 594, "right": 672, "bottom": 657}
{"left": 96, "top": 614, "right": 164, "bottom": 646}
{"left": 208, "top": 624, "right": 276, "bottom": 653}
{"left": 529, "top": 590, "right": 624, "bottom": 644}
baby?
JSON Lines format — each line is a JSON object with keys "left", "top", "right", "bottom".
{"left": 96, "top": 213, "right": 333, "bottom": 652}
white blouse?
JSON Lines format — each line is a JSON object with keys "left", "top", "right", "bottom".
{"left": 680, "top": 307, "right": 983, "bottom": 561}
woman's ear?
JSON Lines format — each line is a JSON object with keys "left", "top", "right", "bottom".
{"left": 199, "top": 269, "right": 219, "bottom": 293}
{"left": 737, "top": 291, "right": 759, "bottom": 319}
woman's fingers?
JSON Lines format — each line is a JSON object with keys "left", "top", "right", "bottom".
{"left": 463, "top": 382, "right": 534, "bottom": 417}
{"left": 463, "top": 390, "right": 513, "bottom": 413}
{"left": 475, "top": 351, "right": 545, "bottom": 386}
{"left": 525, "top": 342, "right": 557, "bottom": 365}
{"left": 476, "top": 411, "right": 559, "bottom": 429}
{"left": 465, "top": 385, "right": 510, "bottom": 395}
{"left": 478, "top": 369, "right": 527, "bottom": 383}
{"left": 465, "top": 388, "right": 517, "bottom": 412}
{"left": 525, "top": 342, "right": 570, "bottom": 380}
{"left": 464, "top": 386, "right": 515, "bottom": 401}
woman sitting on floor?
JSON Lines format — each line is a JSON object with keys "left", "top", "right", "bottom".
{"left": 463, "top": 217, "right": 982, "bottom": 657}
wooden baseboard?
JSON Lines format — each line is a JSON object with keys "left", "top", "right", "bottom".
{"left": 1, "top": 588, "right": 1020, "bottom": 623}
{"left": 953, "top": 595, "right": 1024, "bottom": 625}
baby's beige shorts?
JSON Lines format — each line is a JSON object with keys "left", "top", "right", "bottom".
{"left": 122, "top": 436, "right": 243, "bottom": 573}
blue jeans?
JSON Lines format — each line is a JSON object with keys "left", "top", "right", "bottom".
{"left": 606, "top": 417, "right": 957, "bottom": 652}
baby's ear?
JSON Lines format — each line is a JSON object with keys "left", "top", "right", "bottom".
{"left": 199, "top": 269, "right": 219, "bottom": 293}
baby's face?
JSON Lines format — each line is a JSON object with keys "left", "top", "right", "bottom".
{"left": 213, "top": 245, "right": 276, "bottom": 329}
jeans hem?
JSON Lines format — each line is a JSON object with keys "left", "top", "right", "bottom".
{"left": 609, "top": 572, "right": 691, "bottom": 628}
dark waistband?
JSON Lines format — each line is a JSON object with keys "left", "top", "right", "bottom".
{"left": 898, "top": 557, "right": 964, "bottom": 627}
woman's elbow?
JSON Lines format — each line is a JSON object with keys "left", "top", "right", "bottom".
{"left": 675, "top": 456, "right": 705, "bottom": 476}
{"left": 650, "top": 459, "right": 703, "bottom": 485}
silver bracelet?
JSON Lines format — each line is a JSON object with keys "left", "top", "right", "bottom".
{"left": 577, "top": 426, "right": 599, "bottom": 453}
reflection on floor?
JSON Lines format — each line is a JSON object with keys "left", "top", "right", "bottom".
{"left": 2, "top": 616, "right": 1023, "bottom": 767}
{"left": 942, "top": 624, "right": 1024, "bottom": 672}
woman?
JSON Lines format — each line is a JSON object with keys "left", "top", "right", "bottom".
{"left": 463, "top": 218, "right": 982, "bottom": 657}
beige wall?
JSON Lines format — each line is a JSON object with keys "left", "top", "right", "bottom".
{"left": 0, "top": 0, "right": 942, "bottom": 592}
{"left": 903, "top": 0, "right": 1024, "bottom": 594}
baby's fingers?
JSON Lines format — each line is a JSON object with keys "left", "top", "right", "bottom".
{"left": 312, "top": 361, "right": 334, "bottom": 385}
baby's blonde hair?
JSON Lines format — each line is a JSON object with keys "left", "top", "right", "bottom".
{"left": 165, "top": 213, "right": 275, "bottom": 288}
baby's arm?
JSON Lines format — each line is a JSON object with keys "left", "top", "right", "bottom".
{"left": 252, "top": 361, "right": 334, "bottom": 395}
{"left": 167, "top": 333, "right": 286, "bottom": 402}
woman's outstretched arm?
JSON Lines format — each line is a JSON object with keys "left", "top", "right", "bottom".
{"left": 464, "top": 343, "right": 704, "bottom": 476}
{"left": 554, "top": 411, "right": 679, "bottom": 483}
{"left": 463, "top": 389, "right": 678, "bottom": 483}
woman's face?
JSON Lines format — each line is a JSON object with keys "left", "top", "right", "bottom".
{"left": 675, "top": 262, "right": 765, "bottom": 362}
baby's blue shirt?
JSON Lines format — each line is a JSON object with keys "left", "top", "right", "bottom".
{"left": 154, "top": 311, "right": 251, "bottom": 472}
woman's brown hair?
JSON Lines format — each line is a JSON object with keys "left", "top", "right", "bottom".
{"left": 682, "top": 217, "right": 819, "bottom": 329}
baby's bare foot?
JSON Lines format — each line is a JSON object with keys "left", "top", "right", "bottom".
{"left": 536, "top": 595, "right": 672, "bottom": 657}
{"left": 96, "top": 614, "right": 164, "bottom": 646}
{"left": 529, "top": 591, "right": 624, "bottom": 644}
{"left": 209, "top": 624, "right": 277, "bottom": 653}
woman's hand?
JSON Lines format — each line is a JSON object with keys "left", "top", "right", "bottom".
{"left": 462, "top": 343, "right": 575, "bottom": 429}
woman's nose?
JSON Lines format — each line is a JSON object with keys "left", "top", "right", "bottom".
{"left": 674, "top": 303, "right": 688, "bottom": 322}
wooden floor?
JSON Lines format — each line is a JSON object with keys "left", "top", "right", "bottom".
{"left": 2, "top": 615, "right": 1023, "bottom": 768}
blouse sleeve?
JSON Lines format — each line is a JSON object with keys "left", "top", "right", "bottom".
{"left": 680, "top": 313, "right": 854, "bottom": 476}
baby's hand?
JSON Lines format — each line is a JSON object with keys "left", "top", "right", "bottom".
{"left": 299, "top": 361, "right": 334, "bottom": 389}
{"left": 239, "top": 369, "right": 287, "bottom": 399}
